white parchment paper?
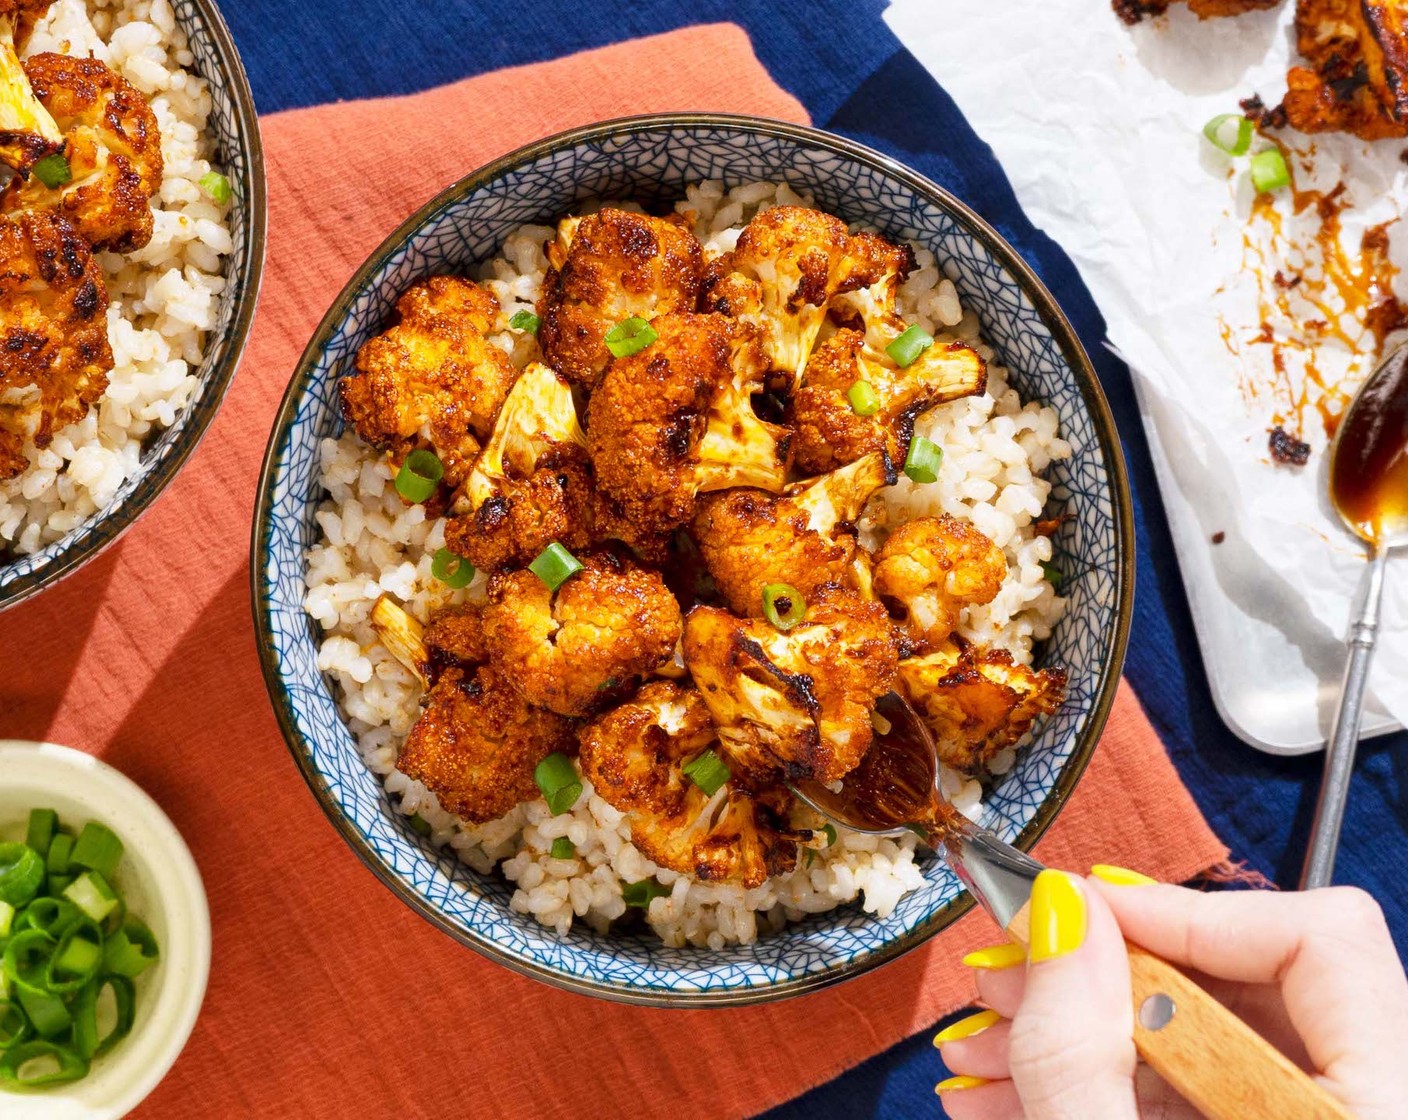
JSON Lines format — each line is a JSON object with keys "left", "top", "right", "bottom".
{"left": 886, "top": 0, "right": 1408, "bottom": 740}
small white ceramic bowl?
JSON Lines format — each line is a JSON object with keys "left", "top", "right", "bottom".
{"left": 0, "top": 741, "right": 210, "bottom": 1119}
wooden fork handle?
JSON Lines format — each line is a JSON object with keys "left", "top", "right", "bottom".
{"left": 1006, "top": 906, "right": 1354, "bottom": 1120}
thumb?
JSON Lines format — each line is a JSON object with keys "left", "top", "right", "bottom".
{"left": 1008, "top": 870, "right": 1140, "bottom": 1120}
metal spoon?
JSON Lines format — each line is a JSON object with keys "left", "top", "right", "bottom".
{"left": 1301, "top": 343, "right": 1408, "bottom": 889}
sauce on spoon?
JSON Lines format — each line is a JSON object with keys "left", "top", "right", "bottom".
{"left": 1330, "top": 345, "right": 1408, "bottom": 544}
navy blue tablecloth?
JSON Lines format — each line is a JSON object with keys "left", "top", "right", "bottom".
{"left": 226, "top": 3, "right": 1407, "bottom": 1115}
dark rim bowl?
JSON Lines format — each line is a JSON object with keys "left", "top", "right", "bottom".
{"left": 252, "top": 113, "right": 1133, "bottom": 1006}
{"left": 0, "top": 0, "right": 266, "bottom": 611}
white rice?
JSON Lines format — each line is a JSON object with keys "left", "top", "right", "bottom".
{"left": 304, "top": 181, "right": 1071, "bottom": 947}
{"left": 0, "top": 0, "right": 234, "bottom": 555}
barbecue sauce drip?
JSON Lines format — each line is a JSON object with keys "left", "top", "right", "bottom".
{"left": 1331, "top": 346, "right": 1408, "bottom": 542}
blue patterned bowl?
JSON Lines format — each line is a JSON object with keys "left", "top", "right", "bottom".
{"left": 0, "top": 0, "right": 265, "bottom": 611}
{"left": 252, "top": 115, "right": 1132, "bottom": 1005}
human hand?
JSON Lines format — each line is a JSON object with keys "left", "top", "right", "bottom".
{"left": 934, "top": 869, "right": 1408, "bottom": 1119}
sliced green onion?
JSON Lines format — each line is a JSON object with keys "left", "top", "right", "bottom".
{"left": 15, "top": 982, "right": 70, "bottom": 1040}
{"left": 529, "top": 542, "right": 583, "bottom": 591}
{"left": 761, "top": 583, "right": 806, "bottom": 632}
{"left": 2, "top": 928, "right": 53, "bottom": 985}
{"left": 103, "top": 920, "right": 159, "bottom": 980}
{"left": 1250, "top": 147, "right": 1290, "bottom": 194}
{"left": 621, "top": 879, "right": 670, "bottom": 908}
{"left": 394, "top": 449, "right": 444, "bottom": 503}
{"left": 71, "top": 981, "right": 99, "bottom": 1059}
{"left": 25, "top": 809, "right": 58, "bottom": 856}
{"left": 509, "top": 310, "right": 540, "bottom": 334}
{"left": 408, "top": 813, "right": 432, "bottom": 838}
{"left": 823, "top": 823, "right": 838, "bottom": 847}
{"left": 0, "top": 899, "right": 13, "bottom": 937}
{"left": 17, "top": 897, "right": 82, "bottom": 939}
{"left": 91, "top": 975, "right": 135, "bottom": 1057}
{"left": 71, "top": 821, "right": 123, "bottom": 880}
{"left": 46, "top": 832, "right": 74, "bottom": 877}
{"left": 0, "top": 1039, "right": 88, "bottom": 1086}
{"left": 681, "top": 750, "right": 731, "bottom": 797}
{"left": 45, "top": 873, "right": 72, "bottom": 896}
{"left": 1040, "top": 560, "right": 1064, "bottom": 589}
{"left": 534, "top": 753, "right": 582, "bottom": 815}
{"left": 1202, "top": 113, "right": 1253, "bottom": 156}
{"left": 199, "top": 170, "right": 232, "bottom": 205}
{"left": 886, "top": 324, "right": 934, "bottom": 368}
{"left": 0, "top": 999, "right": 28, "bottom": 1047}
{"left": 63, "top": 871, "right": 118, "bottom": 924}
{"left": 431, "top": 547, "right": 475, "bottom": 589}
{"left": 549, "top": 837, "right": 575, "bottom": 860}
{"left": 604, "top": 316, "right": 658, "bottom": 358}
{"left": 847, "top": 380, "right": 881, "bottom": 416}
{"left": 31, "top": 153, "right": 71, "bottom": 189}
{"left": 0, "top": 842, "right": 44, "bottom": 907}
{"left": 903, "top": 436, "right": 943, "bottom": 484}
{"left": 45, "top": 927, "right": 103, "bottom": 994}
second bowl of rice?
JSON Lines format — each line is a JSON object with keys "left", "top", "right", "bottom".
{"left": 253, "top": 114, "right": 1132, "bottom": 1005}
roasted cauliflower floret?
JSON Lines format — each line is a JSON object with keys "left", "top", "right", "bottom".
{"left": 0, "top": 211, "right": 111, "bottom": 478}
{"left": 700, "top": 207, "right": 906, "bottom": 384}
{"left": 682, "top": 585, "right": 899, "bottom": 785}
{"left": 398, "top": 665, "right": 577, "bottom": 824}
{"left": 1284, "top": 0, "right": 1408, "bottom": 139}
{"left": 339, "top": 277, "right": 516, "bottom": 498}
{"left": 0, "top": 17, "right": 61, "bottom": 176}
{"left": 1, "top": 54, "right": 164, "bottom": 252}
{"left": 538, "top": 207, "right": 704, "bottom": 388}
{"left": 691, "top": 451, "right": 889, "bottom": 617}
{"left": 586, "top": 312, "right": 790, "bottom": 543}
{"left": 482, "top": 550, "right": 682, "bottom": 717}
{"left": 897, "top": 643, "right": 1066, "bottom": 772}
{"left": 873, "top": 515, "right": 1008, "bottom": 650}
{"left": 444, "top": 360, "right": 595, "bottom": 571}
{"left": 578, "top": 680, "right": 803, "bottom": 887}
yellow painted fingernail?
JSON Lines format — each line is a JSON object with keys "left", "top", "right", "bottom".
{"left": 1091, "top": 864, "right": 1156, "bottom": 886}
{"left": 935, "top": 1076, "right": 988, "bottom": 1094}
{"left": 961, "top": 942, "right": 1026, "bottom": 970}
{"left": 1029, "top": 869, "right": 1086, "bottom": 962}
{"left": 933, "top": 1009, "right": 1001, "bottom": 1046}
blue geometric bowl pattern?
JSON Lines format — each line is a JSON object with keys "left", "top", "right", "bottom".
{"left": 0, "top": 0, "right": 266, "bottom": 611}
{"left": 252, "top": 116, "right": 1133, "bottom": 1006}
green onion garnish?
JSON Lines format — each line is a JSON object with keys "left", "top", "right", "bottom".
{"left": 847, "top": 380, "right": 881, "bottom": 416}
{"left": 45, "top": 929, "right": 103, "bottom": 994}
{"left": 509, "top": 310, "right": 540, "bottom": 334}
{"left": 25, "top": 809, "right": 57, "bottom": 856}
{"left": 15, "top": 982, "right": 70, "bottom": 1040}
{"left": 886, "top": 324, "right": 934, "bottom": 368}
{"left": 622, "top": 879, "right": 670, "bottom": 908}
{"left": 199, "top": 170, "right": 232, "bottom": 205}
{"left": 0, "top": 843, "right": 44, "bottom": 908}
{"left": 534, "top": 753, "right": 583, "bottom": 815}
{"left": 103, "top": 921, "right": 159, "bottom": 979}
{"left": 823, "top": 823, "right": 838, "bottom": 847}
{"left": 903, "top": 436, "right": 943, "bottom": 484}
{"left": 0, "top": 900, "right": 13, "bottom": 937}
{"left": 549, "top": 837, "right": 576, "bottom": 860}
{"left": 761, "top": 583, "right": 806, "bottom": 632}
{"left": 62, "top": 872, "right": 118, "bottom": 924}
{"left": 31, "top": 153, "right": 71, "bottom": 190}
{"left": 18, "top": 897, "right": 81, "bottom": 938}
{"left": 408, "top": 813, "right": 432, "bottom": 838}
{"left": 1040, "top": 560, "right": 1064, "bottom": 589}
{"left": 46, "top": 832, "right": 73, "bottom": 877}
{"left": 0, "top": 1000, "right": 25, "bottom": 1047}
{"left": 604, "top": 316, "right": 658, "bottom": 358}
{"left": 1249, "top": 148, "right": 1290, "bottom": 194}
{"left": 681, "top": 750, "right": 731, "bottom": 797}
{"left": 394, "top": 449, "right": 444, "bottom": 503}
{"left": 430, "top": 547, "right": 475, "bottom": 589}
{"left": 529, "top": 542, "right": 583, "bottom": 591}
{"left": 0, "top": 1039, "right": 89, "bottom": 1086}
{"left": 1202, "top": 113, "right": 1253, "bottom": 156}
{"left": 70, "top": 822, "right": 123, "bottom": 881}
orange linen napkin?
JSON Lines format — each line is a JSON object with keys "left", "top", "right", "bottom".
{"left": 0, "top": 24, "right": 1228, "bottom": 1119}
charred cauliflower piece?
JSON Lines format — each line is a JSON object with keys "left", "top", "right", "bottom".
{"left": 873, "top": 515, "right": 1008, "bottom": 650}
{"left": 340, "top": 277, "right": 516, "bottom": 498}
{"left": 586, "top": 312, "right": 790, "bottom": 544}
{"left": 444, "top": 360, "right": 595, "bottom": 571}
{"left": 700, "top": 207, "right": 907, "bottom": 385}
{"left": 482, "top": 550, "right": 683, "bottom": 717}
{"left": 897, "top": 643, "right": 1066, "bottom": 772}
{"left": 538, "top": 207, "right": 704, "bottom": 389}
{"left": 0, "top": 211, "right": 111, "bottom": 478}
{"left": 691, "top": 451, "right": 889, "bottom": 617}
{"left": 1, "top": 54, "right": 163, "bottom": 252}
{"left": 0, "top": 16, "right": 61, "bottom": 176}
{"left": 578, "top": 680, "right": 803, "bottom": 887}
{"left": 1284, "top": 0, "right": 1408, "bottom": 139}
{"left": 682, "top": 585, "right": 899, "bottom": 785}
{"left": 398, "top": 665, "right": 577, "bottom": 824}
